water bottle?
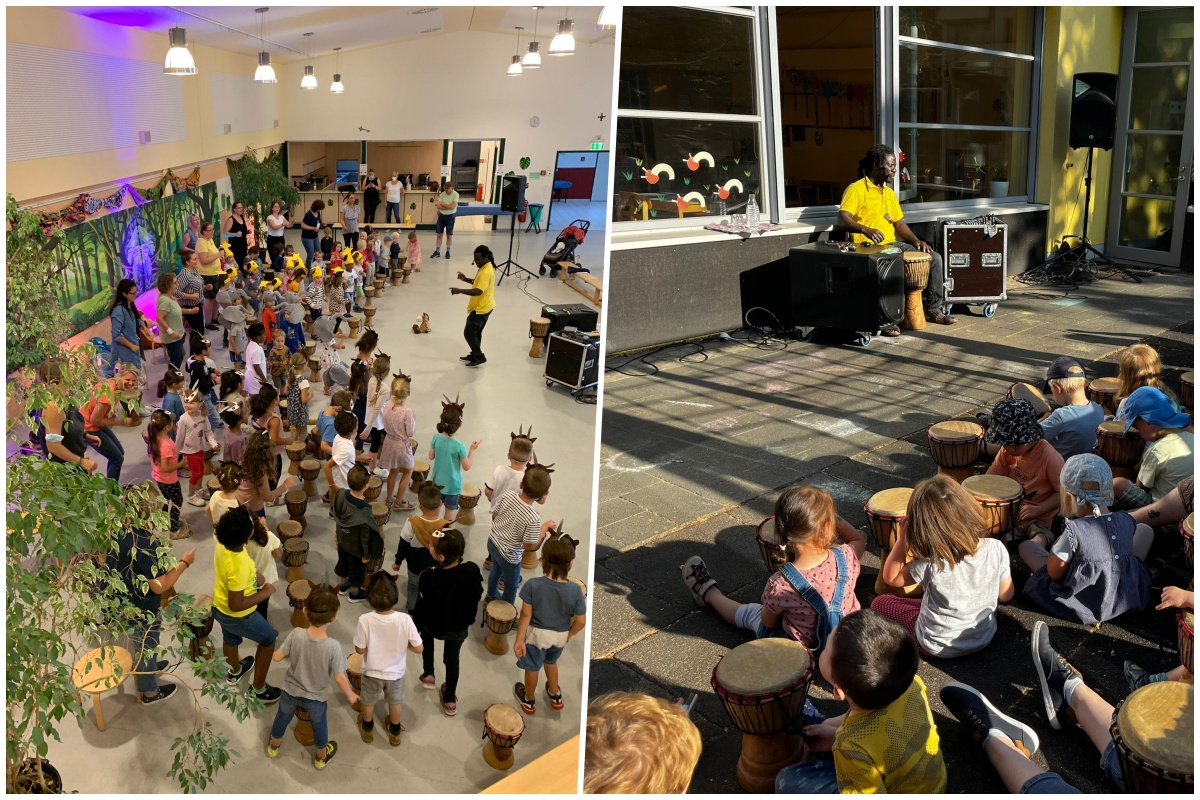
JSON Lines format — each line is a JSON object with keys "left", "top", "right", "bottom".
{"left": 746, "top": 194, "right": 760, "bottom": 229}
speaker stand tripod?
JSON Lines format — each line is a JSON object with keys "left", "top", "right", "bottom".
{"left": 1033, "top": 148, "right": 1141, "bottom": 283}
{"left": 496, "top": 208, "right": 538, "bottom": 286}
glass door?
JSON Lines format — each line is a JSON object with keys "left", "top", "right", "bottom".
{"left": 1107, "top": 7, "right": 1194, "bottom": 267}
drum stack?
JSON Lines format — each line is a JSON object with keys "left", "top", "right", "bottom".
{"left": 300, "top": 459, "right": 322, "bottom": 498}
{"left": 962, "top": 475, "right": 1024, "bottom": 540}
{"left": 1109, "top": 682, "right": 1193, "bottom": 792}
{"left": 1095, "top": 421, "right": 1146, "bottom": 481}
{"left": 286, "top": 442, "right": 306, "bottom": 476}
{"left": 484, "top": 600, "right": 517, "bottom": 655}
{"left": 286, "top": 488, "right": 309, "bottom": 531}
{"left": 901, "top": 251, "right": 931, "bottom": 331}
{"left": 186, "top": 595, "right": 214, "bottom": 661}
{"left": 712, "top": 638, "right": 813, "bottom": 793}
{"left": 1087, "top": 377, "right": 1121, "bottom": 415}
{"left": 457, "top": 484, "right": 481, "bottom": 526}
{"left": 284, "top": 538, "right": 310, "bottom": 583}
{"left": 927, "top": 420, "right": 984, "bottom": 483}
{"left": 482, "top": 704, "right": 525, "bottom": 771}
{"left": 864, "top": 488, "right": 923, "bottom": 597}
{"left": 529, "top": 317, "right": 551, "bottom": 358}
{"left": 287, "top": 579, "right": 315, "bottom": 628}
{"left": 754, "top": 516, "right": 788, "bottom": 575}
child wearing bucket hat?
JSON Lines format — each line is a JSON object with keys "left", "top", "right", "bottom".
{"left": 985, "top": 398, "right": 1064, "bottom": 545}
{"left": 1111, "top": 386, "right": 1194, "bottom": 510}
{"left": 1020, "top": 454, "right": 1152, "bottom": 624}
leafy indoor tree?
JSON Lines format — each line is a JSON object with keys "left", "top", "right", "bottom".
{"left": 227, "top": 147, "right": 299, "bottom": 252}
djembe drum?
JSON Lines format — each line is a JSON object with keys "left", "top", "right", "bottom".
{"left": 1109, "top": 682, "right": 1193, "bottom": 793}
{"left": 712, "top": 638, "right": 813, "bottom": 793}
{"left": 1181, "top": 372, "right": 1195, "bottom": 412}
{"left": 1183, "top": 513, "right": 1194, "bottom": 568}
{"left": 361, "top": 556, "right": 384, "bottom": 591}
{"left": 203, "top": 448, "right": 217, "bottom": 475}
{"left": 901, "top": 251, "right": 932, "bottom": 331}
{"left": 865, "top": 488, "right": 923, "bottom": 598}
{"left": 373, "top": 277, "right": 385, "bottom": 296}
{"left": 286, "top": 488, "right": 309, "bottom": 531}
{"left": 304, "top": 311, "right": 314, "bottom": 336}
{"left": 346, "top": 651, "right": 364, "bottom": 712}
{"left": 286, "top": 442, "right": 306, "bottom": 476}
{"left": 482, "top": 704, "right": 525, "bottom": 771}
{"left": 401, "top": 263, "right": 412, "bottom": 284}
{"left": 392, "top": 268, "right": 403, "bottom": 287}
{"left": 364, "top": 306, "right": 377, "bottom": 330}
{"left": 1180, "top": 611, "right": 1194, "bottom": 675}
{"left": 278, "top": 519, "right": 302, "bottom": 544}
{"left": 186, "top": 594, "right": 214, "bottom": 661}
{"left": 529, "top": 317, "right": 551, "bottom": 358}
{"left": 308, "top": 356, "right": 321, "bottom": 383}
{"left": 304, "top": 342, "right": 317, "bottom": 359}
{"left": 520, "top": 540, "right": 541, "bottom": 570}
{"left": 1088, "top": 377, "right": 1121, "bottom": 414}
{"left": 363, "top": 285, "right": 375, "bottom": 308}
{"left": 484, "top": 600, "right": 517, "bottom": 655}
{"left": 300, "top": 459, "right": 321, "bottom": 498}
{"left": 927, "top": 420, "right": 984, "bottom": 483}
{"left": 568, "top": 576, "right": 588, "bottom": 599}
{"left": 1009, "top": 382, "right": 1051, "bottom": 418}
{"left": 371, "top": 501, "right": 391, "bottom": 530}
{"left": 284, "top": 537, "right": 310, "bottom": 583}
{"left": 1095, "top": 421, "right": 1146, "bottom": 481}
{"left": 754, "top": 516, "right": 787, "bottom": 575}
{"left": 348, "top": 317, "right": 362, "bottom": 338}
{"left": 364, "top": 476, "right": 383, "bottom": 501}
{"left": 963, "top": 475, "right": 1024, "bottom": 539}
{"left": 206, "top": 475, "right": 221, "bottom": 497}
{"left": 456, "top": 484, "right": 481, "bottom": 526}
{"left": 410, "top": 461, "right": 430, "bottom": 492}
{"left": 287, "top": 579, "right": 315, "bottom": 628}
{"left": 294, "top": 704, "right": 315, "bottom": 746}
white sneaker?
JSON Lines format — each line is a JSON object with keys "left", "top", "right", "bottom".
{"left": 187, "top": 494, "right": 207, "bottom": 507}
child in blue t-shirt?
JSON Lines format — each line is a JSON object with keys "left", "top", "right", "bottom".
{"left": 1040, "top": 357, "right": 1105, "bottom": 459}
{"left": 428, "top": 405, "right": 480, "bottom": 523}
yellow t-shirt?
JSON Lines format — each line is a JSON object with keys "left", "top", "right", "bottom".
{"left": 833, "top": 675, "right": 947, "bottom": 794}
{"left": 196, "top": 237, "right": 223, "bottom": 277}
{"left": 839, "top": 178, "right": 904, "bottom": 247}
{"left": 467, "top": 262, "right": 496, "bottom": 315}
{"left": 213, "top": 543, "right": 258, "bottom": 618}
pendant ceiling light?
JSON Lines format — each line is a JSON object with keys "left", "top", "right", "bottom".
{"left": 163, "top": 26, "right": 197, "bottom": 75}
{"left": 330, "top": 46, "right": 344, "bottom": 93}
{"left": 597, "top": 6, "right": 619, "bottom": 29}
{"left": 549, "top": 10, "right": 575, "bottom": 56}
{"left": 253, "top": 8, "right": 276, "bottom": 83}
{"left": 523, "top": 6, "right": 542, "bottom": 69}
{"left": 300, "top": 32, "right": 318, "bottom": 89}
{"left": 507, "top": 27, "right": 524, "bottom": 77}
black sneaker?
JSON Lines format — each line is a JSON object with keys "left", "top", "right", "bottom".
{"left": 1031, "top": 620, "right": 1078, "bottom": 730}
{"left": 347, "top": 589, "right": 368, "bottom": 604}
{"left": 337, "top": 582, "right": 351, "bottom": 596}
{"left": 514, "top": 682, "right": 535, "bottom": 715}
{"left": 940, "top": 682, "right": 1039, "bottom": 756}
{"left": 430, "top": 250, "right": 441, "bottom": 259}
{"left": 156, "top": 659, "right": 170, "bottom": 672}
{"left": 227, "top": 655, "right": 255, "bottom": 683}
{"left": 206, "top": 323, "right": 220, "bottom": 332}
{"left": 141, "top": 683, "right": 179, "bottom": 705}
{"left": 1124, "top": 660, "right": 1153, "bottom": 693}
{"left": 253, "top": 684, "right": 282, "bottom": 704}
{"left": 465, "top": 356, "right": 487, "bottom": 368}
{"left": 459, "top": 354, "right": 475, "bottom": 362}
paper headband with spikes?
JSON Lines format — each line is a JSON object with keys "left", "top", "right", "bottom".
{"left": 527, "top": 460, "right": 555, "bottom": 474}
{"left": 511, "top": 424, "right": 537, "bottom": 444}
{"left": 392, "top": 370, "right": 412, "bottom": 383}
{"left": 219, "top": 242, "right": 234, "bottom": 258}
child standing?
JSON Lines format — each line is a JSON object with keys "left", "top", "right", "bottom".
{"left": 221, "top": 407, "right": 247, "bottom": 465}
{"left": 326, "top": 269, "right": 352, "bottom": 336}
{"left": 149, "top": 410, "right": 187, "bottom": 539}
{"left": 487, "top": 465, "right": 556, "bottom": 605}
{"left": 682, "top": 485, "right": 866, "bottom": 653}
{"left": 985, "top": 398, "right": 1064, "bottom": 545}
{"left": 412, "top": 528, "right": 482, "bottom": 716}
{"left": 361, "top": 356, "right": 392, "bottom": 463}
{"left": 485, "top": 431, "right": 535, "bottom": 503}
{"left": 1039, "top": 357, "right": 1105, "bottom": 459}
{"left": 872, "top": 475, "right": 1014, "bottom": 658}
{"left": 266, "top": 585, "right": 358, "bottom": 769}
{"left": 286, "top": 352, "right": 313, "bottom": 439}
{"left": 387, "top": 234, "right": 401, "bottom": 276}
{"left": 246, "top": 515, "right": 282, "bottom": 620}
{"left": 333, "top": 464, "right": 384, "bottom": 603}
{"left": 1112, "top": 386, "right": 1194, "bottom": 509}
{"left": 379, "top": 374, "right": 417, "bottom": 510}
{"left": 512, "top": 532, "right": 587, "bottom": 715}
{"left": 206, "top": 462, "right": 243, "bottom": 527}
{"left": 219, "top": 371, "right": 249, "bottom": 422}
{"left": 352, "top": 572, "right": 423, "bottom": 745}
{"left": 407, "top": 231, "right": 422, "bottom": 273}
{"left": 267, "top": 329, "right": 291, "bottom": 393}
{"left": 321, "top": 226, "right": 335, "bottom": 261}
{"left": 1021, "top": 454, "right": 1153, "bottom": 624}
{"left": 773, "top": 610, "right": 947, "bottom": 793}
{"left": 323, "top": 411, "right": 370, "bottom": 502}
{"left": 178, "top": 389, "right": 220, "bottom": 508}
{"left": 187, "top": 334, "right": 222, "bottom": 430}
{"left": 392, "top": 481, "right": 448, "bottom": 611}
{"left": 429, "top": 400, "right": 480, "bottom": 523}
{"left": 158, "top": 369, "right": 186, "bottom": 427}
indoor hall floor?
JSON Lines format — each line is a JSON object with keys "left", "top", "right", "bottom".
{"left": 588, "top": 269, "right": 1194, "bottom": 793}
{"left": 43, "top": 225, "right": 600, "bottom": 793}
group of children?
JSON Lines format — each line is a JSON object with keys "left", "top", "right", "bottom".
{"left": 657, "top": 342, "right": 1193, "bottom": 793}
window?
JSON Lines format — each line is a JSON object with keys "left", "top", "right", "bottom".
{"left": 613, "top": 7, "right": 763, "bottom": 225}
{"left": 897, "top": 8, "right": 1038, "bottom": 204}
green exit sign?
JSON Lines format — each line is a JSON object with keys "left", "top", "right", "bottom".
{"left": 590, "top": 142, "right": 605, "bottom": 151}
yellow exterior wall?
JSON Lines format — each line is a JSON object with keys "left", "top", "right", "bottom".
{"left": 6, "top": 6, "right": 285, "bottom": 204}
{"left": 1035, "top": 6, "right": 1125, "bottom": 254}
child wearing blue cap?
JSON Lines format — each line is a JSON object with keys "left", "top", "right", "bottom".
{"left": 1112, "top": 386, "right": 1193, "bottom": 510}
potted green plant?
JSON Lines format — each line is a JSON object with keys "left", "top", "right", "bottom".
{"left": 226, "top": 148, "right": 300, "bottom": 254}
{"left": 5, "top": 195, "right": 255, "bottom": 794}
{"left": 990, "top": 164, "right": 1010, "bottom": 198}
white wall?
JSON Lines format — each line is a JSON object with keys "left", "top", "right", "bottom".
{"left": 278, "top": 30, "right": 614, "bottom": 208}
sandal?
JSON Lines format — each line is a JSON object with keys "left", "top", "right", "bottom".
{"left": 439, "top": 683, "right": 457, "bottom": 716}
{"left": 545, "top": 687, "right": 564, "bottom": 711}
{"left": 393, "top": 500, "right": 415, "bottom": 511}
{"left": 514, "top": 683, "right": 535, "bottom": 715}
{"left": 419, "top": 673, "right": 436, "bottom": 690}
{"left": 930, "top": 312, "right": 957, "bottom": 325}
{"left": 680, "top": 556, "right": 717, "bottom": 607}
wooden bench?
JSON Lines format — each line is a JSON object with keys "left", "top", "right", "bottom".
{"left": 481, "top": 736, "right": 579, "bottom": 794}
{"left": 556, "top": 262, "right": 602, "bottom": 307}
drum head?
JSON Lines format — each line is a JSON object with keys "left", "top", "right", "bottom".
{"left": 300, "top": 459, "right": 321, "bottom": 472}
{"left": 413, "top": 460, "right": 430, "bottom": 472}
{"left": 1010, "top": 383, "right": 1050, "bottom": 416}
{"left": 193, "top": 594, "right": 213, "bottom": 613}
{"left": 486, "top": 599, "right": 517, "bottom": 623}
{"left": 532, "top": 316, "right": 551, "bottom": 325}
{"left": 486, "top": 703, "right": 525, "bottom": 737}
{"left": 284, "top": 538, "right": 308, "bottom": 554}
{"left": 278, "top": 520, "right": 302, "bottom": 539}
{"left": 715, "top": 639, "right": 811, "bottom": 696}
{"left": 963, "top": 475, "right": 1022, "bottom": 501}
{"left": 461, "top": 483, "right": 480, "bottom": 499}
{"left": 288, "top": 580, "right": 312, "bottom": 600}
{"left": 903, "top": 251, "right": 931, "bottom": 263}
{"left": 929, "top": 420, "right": 983, "bottom": 441}
{"left": 367, "top": 476, "right": 382, "bottom": 490}
{"left": 287, "top": 443, "right": 305, "bottom": 456}
{"left": 1184, "top": 513, "right": 1194, "bottom": 538}
{"left": 1098, "top": 420, "right": 1130, "bottom": 436}
{"left": 1091, "top": 377, "right": 1120, "bottom": 392}
{"left": 286, "top": 488, "right": 307, "bottom": 504}
{"left": 867, "top": 488, "right": 912, "bottom": 516}
{"left": 347, "top": 652, "right": 362, "bottom": 674}
{"left": 1116, "top": 682, "right": 1193, "bottom": 774}
{"left": 371, "top": 501, "right": 389, "bottom": 517}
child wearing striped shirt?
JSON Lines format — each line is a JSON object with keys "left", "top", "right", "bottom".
{"left": 487, "top": 464, "right": 557, "bottom": 605}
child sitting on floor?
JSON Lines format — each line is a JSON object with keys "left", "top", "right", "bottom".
{"left": 986, "top": 398, "right": 1064, "bottom": 545}
{"left": 681, "top": 484, "right": 866, "bottom": 654}
{"left": 1112, "top": 387, "right": 1194, "bottom": 510}
{"left": 1113, "top": 343, "right": 1181, "bottom": 417}
{"left": 774, "top": 609, "right": 947, "bottom": 794}
{"left": 352, "top": 572, "right": 423, "bottom": 746}
{"left": 1021, "top": 454, "right": 1152, "bottom": 624}
{"left": 872, "top": 475, "right": 1013, "bottom": 658}
{"left": 584, "top": 692, "right": 703, "bottom": 794}
{"left": 1039, "top": 357, "right": 1104, "bottom": 459}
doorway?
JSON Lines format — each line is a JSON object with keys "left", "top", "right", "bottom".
{"left": 547, "top": 149, "right": 611, "bottom": 231}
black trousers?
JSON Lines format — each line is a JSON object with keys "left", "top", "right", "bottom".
{"left": 363, "top": 194, "right": 380, "bottom": 223}
{"left": 419, "top": 628, "right": 468, "bottom": 702}
{"left": 463, "top": 311, "right": 491, "bottom": 360}
{"left": 343, "top": 231, "right": 360, "bottom": 250}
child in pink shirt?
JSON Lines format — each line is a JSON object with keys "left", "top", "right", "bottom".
{"left": 149, "top": 410, "right": 188, "bottom": 538}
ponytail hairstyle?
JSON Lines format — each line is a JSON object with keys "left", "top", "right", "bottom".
{"left": 433, "top": 527, "right": 465, "bottom": 566}
{"left": 289, "top": 351, "right": 308, "bottom": 381}
{"left": 369, "top": 353, "right": 392, "bottom": 404}
{"left": 436, "top": 393, "right": 465, "bottom": 433}
{"left": 773, "top": 485, "right": 838, "bottom": 560}
{"left": 249, "top": 514, "right": 270, "bottom": 548}
{"left": 219, "top": 369, "right": 243, "bottom": 401}
{"left": 215, "top": 461, "right": 242, "bottom": 493}
{"left": 158, "top": 367, "right": 185, "bottom": 399}
{"left": 147, "top": 410, "right": 174, "bottom": 464}
{"left": 349, "top": 359, "right": 371, "bottom": 398}
{"left": 857, "top": 144, "right": 894, "bottom": 181}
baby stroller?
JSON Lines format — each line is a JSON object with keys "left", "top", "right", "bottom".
{"left": 539, "top": 220, "right": 591, "bottom": 278}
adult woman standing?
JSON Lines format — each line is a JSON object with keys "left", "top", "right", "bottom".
{"left": 181, "top": 214, "right": 202, "bottom": 252}
{"left": 196, "top": 222, "right": 223, "bottom": 332}
{"left": 385, "top": 173, "right": 405, "bottom": 223}
{"left": 109, "top": 279, "right": 146, "bottom": 372}
{"left": 265, "top": 201, "right": 291, "bottom": 260}
{"left": 156, "top": 272, "right": 186, "bottom": 368}
{"left": 174, "top": 248, "right": 206, "bottom": 333}
{"left": 222, "top": 201, "right": 249, "bottom": 267}
{"left": 300, "top": 199, "right": 325, "bottom": 265}
{"left": 84, "top": 369, "right": 141, "bottom": 481}
{"left": 340, "top": 192, "right": 361, "bottom": 250}
{"left": 362, "top": 168, "right": 382, "bottom": 224}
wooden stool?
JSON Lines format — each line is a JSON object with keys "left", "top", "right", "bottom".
{"left": 72, "top": 646, "right": 134, "bottom": 732}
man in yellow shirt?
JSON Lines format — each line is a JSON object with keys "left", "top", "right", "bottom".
{"left": 838, "top": 145, "right": 955, "bottom": 335}
{"left": 451, "top": 245, "right": 497, "bottom": 367}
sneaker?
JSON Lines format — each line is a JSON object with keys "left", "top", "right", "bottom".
{"left": 465, "top": 356, "right": 486, "bottom": 367}
{"left": 206, "top": 323, "right": 220, "bottom": 332}
{"left": 253, "top": 684, "right": 282, "bottom": 705}
{"left": 266, "top": 737, "right": 281, "bottom": 758}
{"left": 347, "top": 590, "right": 367, "bottom": 604}
{"left": 1124, "top": 660, "right": 1153, "bottom": 693}
{"left": 431, "top": 250, "right": 441, "bottom": 259}
{"left": 881, "top": 325, "right": 901, "bottom": 337}
{"left": 459, "top": 354, "right": 475, "bottom": 362}
{"left": 444, "top": 250, "right": 450, "bottom": 259}
{"left": 545, "top": 687, "right": 564, "bottom": 711}
{"left": 337, "top": 582, "right": 351, "bottom": 596}
{"left": 484, "top": 556, "right": 493, "bottom": 568}
{"left": 313, "top": 741, "right": 337, "bottom": 770}
{"left": 931, "top": 312, "right": 957, "bottom": 325}
{"left": 680, "top": 556, "right": 717, "bottom": 607}
{"left": 1030, "top": 621, "right": 1078, "bottom": 731}
{"left": 187, "top": 494, "right": 207, "bottom": 508}
{"left": 940, "top": 682, "right": 1039, "bottom": 757}
{"left": 357, "top": 714, "right": 374, "bottom": 743}
{"left": 226, "top": 655, "right": 254, "bottom": 683}
{"left": 514, "top": 683, "right": 535, "bottom": 715}
{"left": 140, "top": 683, "right": 179, "bottom": 705}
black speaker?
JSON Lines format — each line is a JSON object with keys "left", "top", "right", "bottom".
{"left": 541, "top": 303, "right": 599, "bottom": 340}
{"left": 545, "top": 330, "right": 600, "bottom": 393}
{"left": 501, "top": 175, "right": 527, "bottom": 212}
{"left": 1069, "top": 72, "right": 1118, "bottom": 150}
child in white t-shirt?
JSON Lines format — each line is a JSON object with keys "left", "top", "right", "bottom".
{"left": 352, "top": 572, "right": 423, "bottom": 746}
{"left": 485, "top": 432, "right": 534, "bottom": 504}
{"left": 323, "top": 411, "right": 360, "bottom": 504}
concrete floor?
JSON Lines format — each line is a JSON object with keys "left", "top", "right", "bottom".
{"left": 589, "top": 269, "right": 1194, "bottom": 793}
{"left": 45, "top": 224, "right": 600, "bottom": 793}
